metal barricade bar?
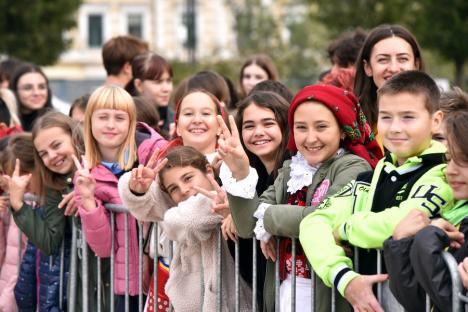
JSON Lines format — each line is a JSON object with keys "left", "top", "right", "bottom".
{"left": 216, "top": 226, "right": 222, "bottom": 312}
{"left": 442, "top": 251, "right": 464, "bottom": 312}
{"left": 152, "top": 222, "right": 159, "bottom": 312}
{"left": 235, "top": 235, "right": 240, "bottom": 312}
{"left": 252, "top": 238, "right": 257, "bottom": 312}
{"left": 68, "top": 218, "right": 78, "bottom": 312}
{"left": 138, "top": 221, "right": 144, "bottom": 312}
{"left": 110, "top": 211, "right": 115, "bottom": 312}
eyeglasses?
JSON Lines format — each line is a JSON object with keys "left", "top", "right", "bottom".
{"left": 18, "top": 83, "right": 48, "bottom": 92}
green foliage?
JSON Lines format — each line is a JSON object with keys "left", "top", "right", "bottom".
{"left": 231, "top": 0, "right": 284, "bottom": 55}
{"left": 171, "top": 60, "right": 241, "bottom": 88}
{"left": 310, "top": 0, "right": 468, "bottom": 87}
{"left": 0, "top": 0, "right": 81, "bottom": 65}
{"left": 409, "top": 0, "right": 468, "bottom": 86}
{"left": 228, "top": 0, "right": 329, "bottom": 92}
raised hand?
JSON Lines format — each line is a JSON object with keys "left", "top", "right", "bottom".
{"left": 344, "top": 274, "right": 388, "bottom": 312}
{"left": 72, "top": 155, "right": 96, "bottom": 211}
{"left": 9, "top": 159, "right": 32, "bottom": 211}
{"left": 129, "top": 148, "right": 168, "bottom": 194}
{"left": 193, "top": 173, "right": 230, "bottom": 218}
{"left": 216, "top": 115, "right": 250, "bottom": 180}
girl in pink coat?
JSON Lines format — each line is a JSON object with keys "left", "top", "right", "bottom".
{"left": 73, "top": 85, "right": 168, "bottom": 311}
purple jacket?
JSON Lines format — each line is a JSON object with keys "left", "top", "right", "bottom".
{"left": 77, "top": 123, "right": 167, "bottom": 295}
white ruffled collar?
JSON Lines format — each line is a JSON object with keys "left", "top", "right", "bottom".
{"left": 286, "top": 149, "right": 345, "bottom": 194}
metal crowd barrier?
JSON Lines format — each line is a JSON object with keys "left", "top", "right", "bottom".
{"left": 10, "top": 196, "right": 468, "bottom": 312}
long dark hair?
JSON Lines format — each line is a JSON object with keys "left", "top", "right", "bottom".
{"left": 354, "top": 24, "right": 424, "bottom": 130}
{"left": 10, "top": 63, "right": 53, "bottom": 114}
{"left": 125, "top": 52, "right": 173, "bottom": 96}
{"left": 236, "top": 91, "right": 289, "bottom": 179}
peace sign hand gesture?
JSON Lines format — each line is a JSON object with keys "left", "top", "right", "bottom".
{"left": 129, "top": 148, "right": 168, "bottom": 194}
{"left": 193, "top": 173, "right": 230, "bottom": 218}
{"left": 217, "top": 115, "right": 250, "bottom": 180}
{"left": 9, "top": 159, "right": 32, "bottom": 211}
{"left": 72, "top": 155, "right": 97, "bottom": 211}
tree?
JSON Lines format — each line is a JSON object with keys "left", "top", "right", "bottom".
{"left": 409, "top": 0, "right": 468, "bottom": 87}
{"left": 0, "top": 0, "right": 81, "bottom": 65}
{"left": 228, "top": 0, "right": 328, "bottom": 91}
{"left": 310, "top": 0, "right": 468, "bottom": 87}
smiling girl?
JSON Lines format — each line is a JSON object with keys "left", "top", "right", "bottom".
{"left": 73, "top": 85, "right": 167, "bottom": 311}
{"left": 218, "top": 84, "right": 383, "bottom": 311}
{"left": 10, "top": 63, "right": 53, "bottom": 132}
{"left": 118, "top": 89, "right": 227, "bottom": 311}
{"left": 157, "top": 146, "right": 251, "bottom": 311}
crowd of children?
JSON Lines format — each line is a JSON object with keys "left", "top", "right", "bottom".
{"left": 0, "top": 23, "right": 467, "bottom": 312}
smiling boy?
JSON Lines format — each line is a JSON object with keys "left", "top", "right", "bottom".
{"left": 299, "top": 71, "right": 454, "bottom": 312}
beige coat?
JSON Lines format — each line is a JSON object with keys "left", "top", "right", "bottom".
{"left": 118, "top": 175, "right": 253, "bottom": 311}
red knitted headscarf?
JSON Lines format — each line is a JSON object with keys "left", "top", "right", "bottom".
{"left": 287, "top": 84, "right": 383, "bottom": 168}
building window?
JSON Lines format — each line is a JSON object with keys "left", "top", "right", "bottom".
{"left": 88, "top": 14, "right": 103, "bottom": 47}
{"left": 127, "top": 13, "right": 143, "bottom": 38}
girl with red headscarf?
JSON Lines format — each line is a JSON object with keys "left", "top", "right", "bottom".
{"left": 216, "top": 84, "right": 382, "bottom": 312}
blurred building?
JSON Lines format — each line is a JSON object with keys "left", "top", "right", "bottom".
{"left": 44, "top": 0, "right": 237, "bottom": 103}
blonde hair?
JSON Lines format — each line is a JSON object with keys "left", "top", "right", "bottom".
{"left": 84, "top": 85, "right": 137, "bottom": 170}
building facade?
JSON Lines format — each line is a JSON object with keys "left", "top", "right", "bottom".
{"left": 44, "top": 0, "right": 238, "bottom": 103}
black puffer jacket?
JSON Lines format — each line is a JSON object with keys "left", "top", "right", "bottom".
{"left": 384, "top": 215, "right": 468, "bottom": 312}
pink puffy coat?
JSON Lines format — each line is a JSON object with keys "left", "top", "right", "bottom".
{"left": 0, "top": 212, "right": 27, "bottom": 312}
{"left": 77, "top": 123, "right": 167, "bottom": 295}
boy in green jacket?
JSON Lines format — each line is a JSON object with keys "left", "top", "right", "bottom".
{"left": 299, "top": 71, "right": 454, "bottom": 312}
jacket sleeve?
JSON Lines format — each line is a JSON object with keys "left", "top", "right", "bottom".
{"left": 162, "top": 194, "right": 223, "bottom": 245}
{"left": 12, "top": 190, "right": 65, "bottom": 256}
{"left": 410, "top": 225, "right": 456, "bottom": 312}
{"left": 0, "top": 211, "right": 6, "bottom": 267}
{"left": 383, "top": 236, "right": 426, "bottom": 311}
{"left": 338, "top": 164, "right": 454, "bottom": 249}
{"left": 77, "top": 196, "right": 112, "bottom": 258}
{"left": 299, "top": 180, "right": 362, "bottom": 296}
{"left": 118, "top": 171, "right": 174, "bottom": 222}
{"left": 228, "top": 167, "right": 283, "bottom": 239}
{"left": 264, "top": 155, "right": 370, "bottom": 238}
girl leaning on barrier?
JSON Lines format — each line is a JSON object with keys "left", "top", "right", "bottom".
{"left": 4, "top": 133, "right": 72, "bottom": 312}
{"left": 118, "top": 89, "right": 233, "bottom": 311}
{"left": 73, "top": 85, "right": 168, "bottom": 311}
{"left": 10, "top": 111, "right": 111, "bottom": 311}
{"left": 222, "top": 90, "right": 290, "bottom": 310}
{"left": 217, "top": 84, "right": 382, "bottom": 312}
{"left": 152, "top": 146, "right": 252, "bottom": 311}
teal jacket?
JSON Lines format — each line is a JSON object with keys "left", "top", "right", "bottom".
{"left": 299, "top": 141, "right": 455, "bottom": 297}
{"left": 228, "top": 151, "right": 370, "bottom": 312}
